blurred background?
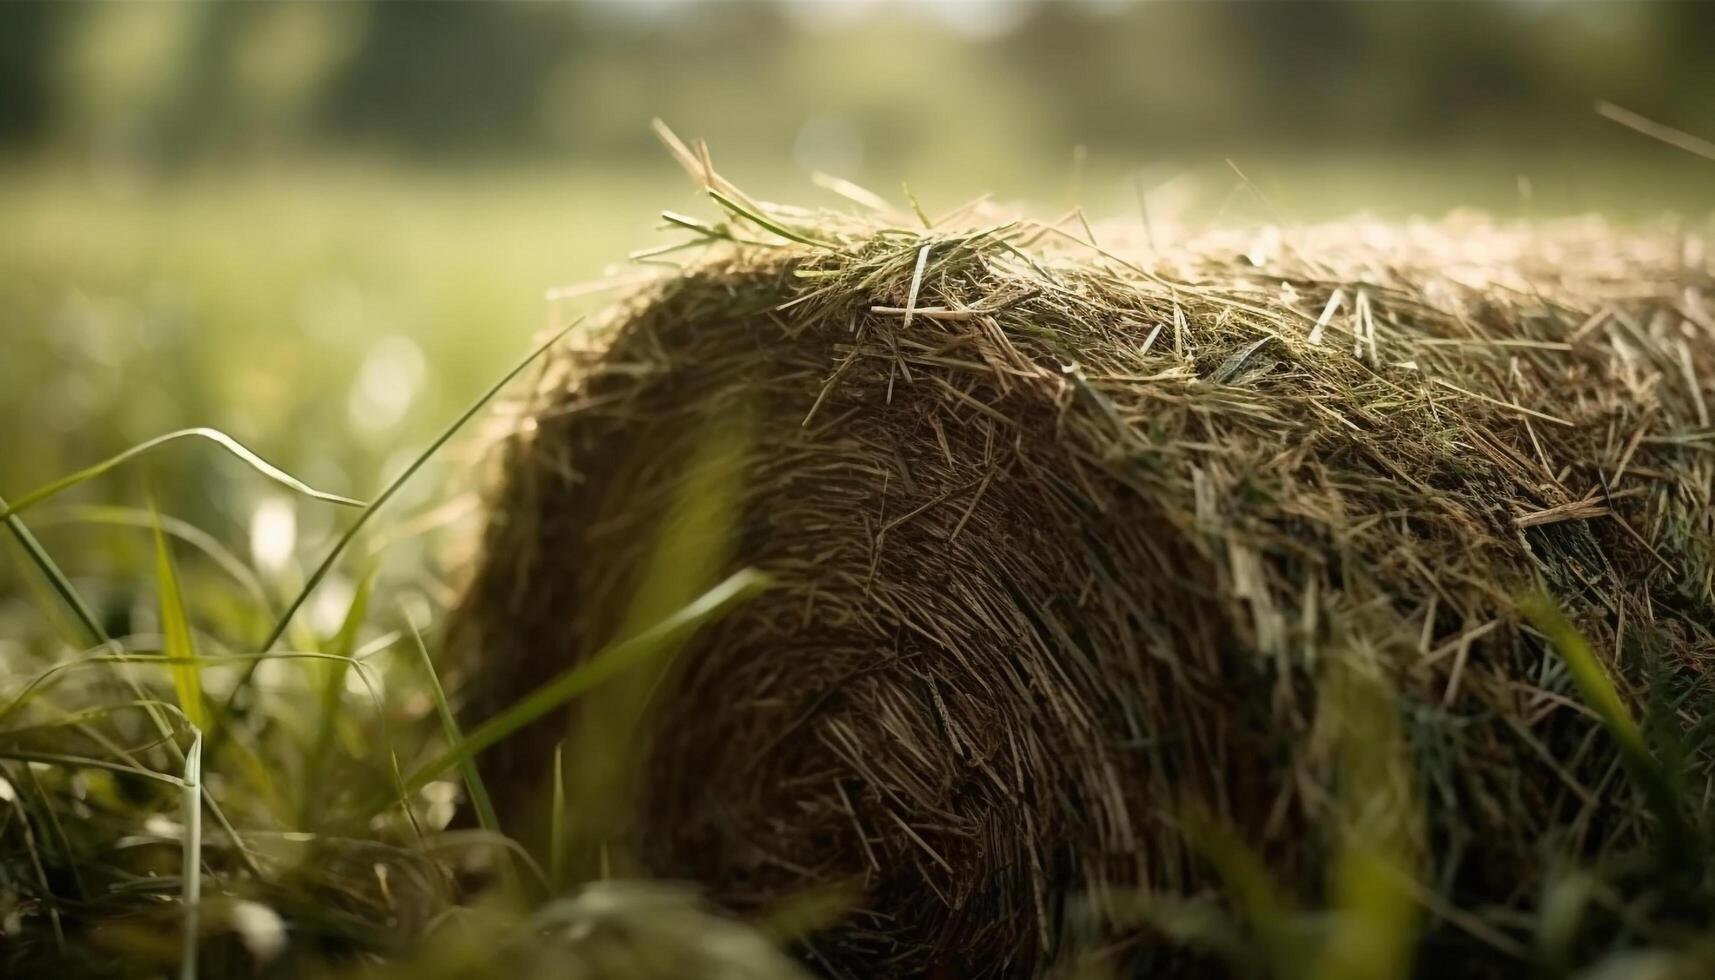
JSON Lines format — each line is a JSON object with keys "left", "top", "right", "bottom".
{"left": 2, "top": 1, "right": 1713, "bottom": 615}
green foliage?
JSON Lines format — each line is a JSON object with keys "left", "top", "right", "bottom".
{"left": 0, "top": 328, "right": 773, "bottom": 977}
{"left": 151, "top": 504, "right": 207, "bottom": 732}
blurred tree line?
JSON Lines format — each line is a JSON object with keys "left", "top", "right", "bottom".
{"left": 2, "top": 1, "right": 1712, "bottom": 171}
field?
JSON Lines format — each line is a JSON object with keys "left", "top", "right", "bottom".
{"left": 2, "top": 151, "right": 1714, "bottom": 978}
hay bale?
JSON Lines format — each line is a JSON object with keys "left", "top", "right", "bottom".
{"left": 452, "top": 206, "right": 1715, "bottom": 978}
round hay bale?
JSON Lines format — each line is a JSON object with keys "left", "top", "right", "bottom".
{"left": 451, "top": 210, "right": 1715, "bottom": 978}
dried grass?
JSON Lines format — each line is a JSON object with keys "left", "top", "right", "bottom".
{"left": 452, "top": 175, "right": 1715, "bottom": 978}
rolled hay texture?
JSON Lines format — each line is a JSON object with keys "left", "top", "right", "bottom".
{"left": 453, "top": 210, "right": 1715, "bottom": 978}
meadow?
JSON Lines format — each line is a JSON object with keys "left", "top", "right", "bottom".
{"left": 2, "top": 148, "right": 1714, "bottom": 978}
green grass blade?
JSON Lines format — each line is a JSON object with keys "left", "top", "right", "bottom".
{"left": 0, "top": 649, "right": 380, "bottom": 730}
{"left": 1534, "top": 869, "right": 1593, "bottom": 978}
{"left": 2, "top": 492, "right": 192, "bottom": 775}
{"left": 1, "top": 492, "right": 108, "bottom": 648}
{"left": 1312, "top": 659, "right": 1420, "bottom": 980}
{"left": 0, "top": 748, "right": 186, "bottom": 786}
{"left": 661, "top": 209, "right": 735, "bottom": 240}
{"left": 3, "top": 761, "right": 66, "bottom": 951}
{"left": 0, "top": 427, "right": 364, "bottom": 521}
{"left": 0, "top": 699, "right": 177, "bottom": 740}
{"left": 299, "top": 568, "right": 374, "bottom": 830}
{"left": 404, "top": 609, "right": 517, "bottom": 892}
{"left": 1519, "top": 593, "right": 1643, "bottom": 753}
{"left": 179, "top": 732, "right": 204, "bottom": 980}
{"left": 902, "top": 182, "right": 932, "bottom": 228}
{"left": 404, "top": 615, "right": 491, "bottom": 822}
{"left": 216, "top": 320, "right": 579, "bottom": 731}
{"left": 22, "top": 762, "right": 86, "bottom": 899}
{"left": 153, "top": 506, "right": 208, "bottom": 732}
{"left": 551, "top": 401, "right": 754, "bottom": 878}
{"left": 1182, "top": 811, "right": 1301, "bottom": 975}
{"left": 708, "top": 188, "right": 842, "bottom": 250}
{"left": 550, "top": 740, "right": 567, "bottom": 891}
{"left": 394, "top": 568, "right": 768, "bottom": 802}
{"left": 1520, "top": 592, "right": 1698, "bottom": 872}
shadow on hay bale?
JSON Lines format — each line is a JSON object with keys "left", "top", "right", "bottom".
{"left": 451, "top": 205, "right": 1715, "bottom": 978}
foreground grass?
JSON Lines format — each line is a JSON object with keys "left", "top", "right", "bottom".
{"left": 0, "top": 320, "right": 797, "bottom": 977}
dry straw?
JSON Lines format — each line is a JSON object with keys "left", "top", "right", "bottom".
{"left": 452, "top": 148, "right": 1715, "bottom": 977}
